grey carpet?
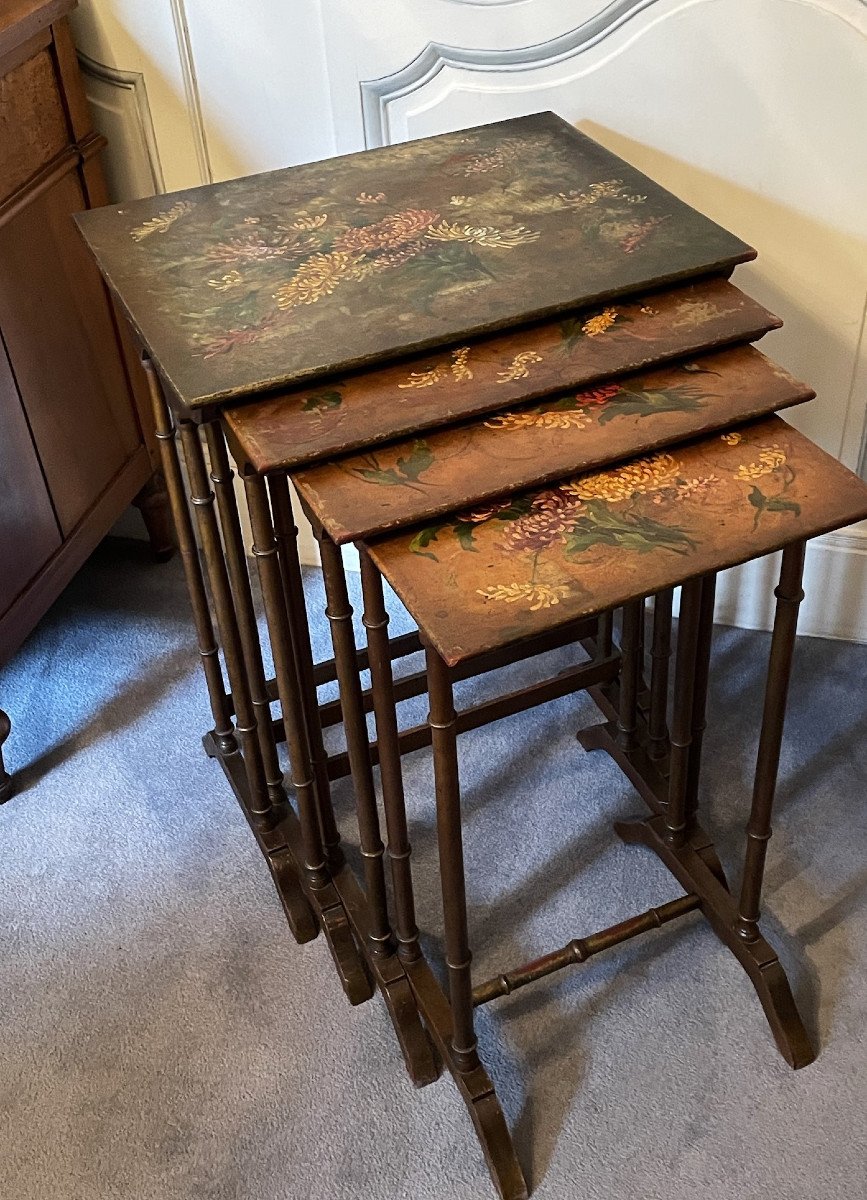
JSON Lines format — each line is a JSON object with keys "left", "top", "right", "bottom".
{"left": 1, "top": 535, "right": 866, "bottom": 1200}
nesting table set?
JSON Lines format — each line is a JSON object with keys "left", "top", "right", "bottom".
{"left": 77, "top": 113, "right": 867, "bottom": 1198}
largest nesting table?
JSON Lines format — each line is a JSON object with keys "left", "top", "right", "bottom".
{"left": 74, "top": 111, "right": 867, "bottom": 1197}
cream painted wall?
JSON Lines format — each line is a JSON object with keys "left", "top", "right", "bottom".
{"left": 71, "top": 0, "right": 867, "bottom": 637}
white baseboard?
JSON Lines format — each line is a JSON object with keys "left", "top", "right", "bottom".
{"left": 714, "top": 521, "right": 867, "bottom": 643}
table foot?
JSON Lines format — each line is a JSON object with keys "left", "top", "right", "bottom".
{"left": 321, "top": 854, "right": 440, "bottom": 1086}
{"left": 614, "top": 813, "right": 815, "bottom": 1070}
{"left": 378, "top": 963, "right": 442, "bottom": 1087}
{"left": 405, "top": 956, "right": 528, "bottom": 1198}
{"left": 204, "top": 730, "right": 319, "bottom": 945}
{"left": 317, "top": 898, "right": 375, "bottom": 1007}
{"left": 579, "top": 718, "right": 729, "bottom": 887}
{"left": 261, "top": 844, "right": 320, "bottom": 945}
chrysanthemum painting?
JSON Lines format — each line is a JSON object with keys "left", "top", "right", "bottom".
{"left": 76, "top": 112, "right": 754, "bottom": 407}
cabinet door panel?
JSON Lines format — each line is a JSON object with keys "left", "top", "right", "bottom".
{"left": 0, "top": 47, "right": 70, "bottom": 197}
{"left": 0, "top": 168, "right": 141, "bottom": 533}
{"left": 0, "top": 333, "right": 61, "bottom": 617}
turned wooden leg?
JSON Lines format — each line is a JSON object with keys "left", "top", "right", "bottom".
{"left": 141, "top": 360, "right": 235, "bottom": 755}
{"left": 684, "top": 574, "right": 717, "bottom": 831}
{"left": 424, "top": 643, "right": 479, "bottom": 1075}
{"left": 269, "top": 477, "right": 344, "bottom": 870}
{"left": 613, "top": 549, "right": 814, "bottom": 1069}
{"left": 133, "top": 471, "right": 176, "bottom": 561}
{"left": 311, "top": 536, "right": 439, "bottom": 1084}
{"left": 316, "top": 531, "right": 395, "bottom": 961}
{"left": 422, "top": 642, "right": 527, "bottom": 1197}
{"left": 737, "top": 542, "right": 807, "bottom": 943}
{"left": 0, "top": 708, "right": 12, "bottom": 803}
{"left": 596, "top": 609, "right": 614, "bottom": 659}
{"left": 647, "top": 589, "right": 673, "bottom": 761}
{"left": 360, "top": 552, "right": 423, "bottom": 964}
{"left": 664, "top": 580, "right": 704, "bottom": 847}
{"left": 244, "top": 470, "right": 372, "bottom": 1006}
{"left": 179, "top": 420, "right": 274, "bottom": 830}
{"left": 617, "top": 599, "right": 644, "bottom": 754}
{"left": 204, "top": 424, "right": 286, "bottom": 808}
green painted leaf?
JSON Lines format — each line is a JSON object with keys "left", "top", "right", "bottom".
{"left": 453, "top": 522, "right": 478, "bottom": 552}
{"left": 302, "top": 389, "right": 343, "bottom": 413}
{"left": 765, "top": 497, "right": 801, "bottom": 516}
{"left": 748, "top": 487, "right": 767, "bottom": 510}
{"left": 564, "top": 501, "right": 696, "bottom": 558}
{"left": 396, "top": 440, "right": 434, "bottom": 482}
{"left": 409, "top": 525, "right": 444, "bottom": 561}
{"left": 356, "top": 467, "right": 405, "bottom": 486}
{"left": 596, "top": 385, "right": 706, "bottom": 425}
{"left": 491, "top": 497, "right": 535, "bottom": 521}
{"left": 559, "top": 317, "right": 586, "bottom": 351}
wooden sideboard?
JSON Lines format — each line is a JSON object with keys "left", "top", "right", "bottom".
{"left": 0, "top": 0, "right": 172, "bottom": 669}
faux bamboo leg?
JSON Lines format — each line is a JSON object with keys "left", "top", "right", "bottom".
{"left": 359, "top": 552, "right": 423, "bottom": 964}
{"left": 269, "top": 477, "right": 343, "bottom": 868}
{"left": 664, "top": 580, "right": 704, "bottom": 848}
{"left": 313, "top": 536, "right": 439, "bottom": 1084}
{"left": 179, "top": 420, "right": 273, "bottom": 829}
{"left": 423, "top": 643, "right": 526, "bottom": 1197}
{"left": 316, "top": 531, "right": 395, "bottom": 959}
{"left": 204, "top": 424, "right": 286, "bottom": 807}
{"left": 142, "top": 360, "right": 235, "bottom": 755}
{"left": 424, "top": 644, "right": 479, "bottom": 1075}
{"left": 596, "top": 610, "right": 614, "bottom": 660}
{"left": 244, "top": 470, "right": 372, "bottom": 1005}
{"left": 647, "top": 589, "right": 673, "bottom": 762}
{"left": 617, "top": 600, "right": 644, "bottom": 753}
{"left": 684, "top": 574, "right": 718, "bottom": 832}
{"left": 613, "top": 548, "right": 813, "bottom": 1068}
{"left": 737, "top": 542, "right": 806, "bottom": 943}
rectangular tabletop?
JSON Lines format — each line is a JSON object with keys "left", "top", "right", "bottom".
{"left": 294, "top": 344, "right": 812, "bottom": 544}
{"left": 225, "top": 278, "right": 779, "bottom": 471}
{"left": 75, "top": 111, "right": 754, "bottom": 410}
{"left": 366, "top": 417, "right": 867, "bottom": 666}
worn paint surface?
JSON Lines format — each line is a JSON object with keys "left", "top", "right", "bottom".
{"left": 294, "top": 345, "right": 812, "bottom": 543}
{"left": 75, "top": 112, "right": 754, "bottom": 409}
{"left": 367, "top": 418, "right": 867, "bottom": 665}
{"left": 226, "top": 278, "right": 778, "bottom": 470}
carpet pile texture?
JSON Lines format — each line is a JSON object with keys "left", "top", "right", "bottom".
{"left": 2, "top": 536, "right": 865, "bottom": 1199}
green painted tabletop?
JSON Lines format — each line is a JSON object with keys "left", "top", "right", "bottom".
{"left": 75, "top": 112, "right": 754, "bottom": 410}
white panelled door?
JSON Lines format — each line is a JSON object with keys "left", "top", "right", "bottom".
{"left": 73, "top": 0, "right": 867, "bottom": 637}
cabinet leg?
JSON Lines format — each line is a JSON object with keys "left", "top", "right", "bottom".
{"left": 0, "top": 708, "right": 12, "bottom": 804}
{"left": 133, "top": 472, "right": 176, "bottom": 561}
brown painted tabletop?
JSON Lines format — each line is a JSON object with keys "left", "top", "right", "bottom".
{"left": 75, "top": 112, "right": 754, "bottom": 410}
{"left": 366, "top": 417, "right": 867, "bottom": 666}
{"left": 294, "top": 344, "right": 812, "bottom": 544}
{"left": 226, "top": 277, "right": 779, "bottom": 471}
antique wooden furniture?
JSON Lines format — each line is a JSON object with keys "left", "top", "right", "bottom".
{"left": 74, "top": 111, "right": 866, "bottom": 1198}
{"left": 0, "top": 707, "right": 11, "bottom": 802}
{"left": 353, "top": 421, "right": 867, "bottom": 1197}
{"left": 0, "top": 0, "right": 172, "bottom": 680}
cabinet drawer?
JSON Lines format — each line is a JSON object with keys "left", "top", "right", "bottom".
{"left": 0, "top": 46, "right": 70, "bottom": 199}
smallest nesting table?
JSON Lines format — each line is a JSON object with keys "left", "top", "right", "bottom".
{"left": 353, "top": 416, "right": 867, "bottom": 1199}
